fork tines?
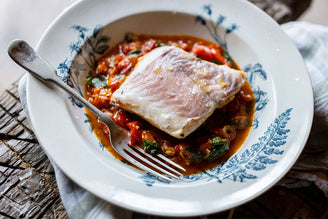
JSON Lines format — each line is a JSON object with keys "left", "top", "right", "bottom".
{"left": 122, "top": 146, "right": 186, "bottom": 182}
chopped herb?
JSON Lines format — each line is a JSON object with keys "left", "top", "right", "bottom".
{"left": 210, "top": 58, "right": 223, "bottom": 65}
{"left": 114, "top": 74, "right": 124, "bottom": 79}
{"left": 206, "top": 136, "right": 229, "bottom": 161}
{"left": 156, "top": 40, "right": 169, "bottom": 47}
{"left": 156, "top": 40, "right": 162, "bottom": 47}
{"left": 157, "top": 43, "right": 168, "bottom": 47}
{"left": 197, "top": 57, "right": 202, "bottom": 62}
{"left": 86, "top": 76, "right": 93, "bottom": 85}
{"left": 211, "top": 136, "right": 224, "bottom": 146}
{"left": 222, "top": 51, "right": 236, "bottom": 68}
{"left": 128, "top": 49, "right": 141, "bottom": 56}
{"left": 192, "top": 152, "right": 203, "bottom": 162}
{"left": 182, "top": 146, "right": 192, "bottom": 152}
{"left": 143, "top": 140, "right": 162, "bottom": 155}
{"left": 86, "top": 74, "right": 107, "bottom": 88}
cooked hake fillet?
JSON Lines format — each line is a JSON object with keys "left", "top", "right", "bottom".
{"left": 111, "top": 46, "right": 245, "bottom": 139}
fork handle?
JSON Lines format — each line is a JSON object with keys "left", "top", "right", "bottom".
{"left": 8, "top": 39, "right": 119, "bottom": 129}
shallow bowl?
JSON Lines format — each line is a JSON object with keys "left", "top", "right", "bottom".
{"left": 26, "top": 0, "right": 313, "bottom": 216}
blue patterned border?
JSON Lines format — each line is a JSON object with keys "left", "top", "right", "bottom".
{"left": 57, "top": 25, "right": 110, "bottom": 108}
{"left": 244, "top": 63, "right": 269, "bottom": 128}
{"left": 141, "top": 108, "right": 292, "bottom": 185}
{"left": 57, "top": 5, "right": 292, "bottom": 187}
{"left": 196, "top": 5, "right": 269, "bottom": 129}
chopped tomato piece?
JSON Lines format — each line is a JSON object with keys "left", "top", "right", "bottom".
{"left": 127, "top": 121, "right": 143, "bottom": 145}
{"left": 192, "top": 44, "right": 232, "bottom": 67}
{"left": 192, "top": 44, "right": 212, "bottom": 60}
{"left": 169, "top": 41, "right": 190, "bottom": 51}
{"left": 114, "top": 54, "right": 124, "bottom": 63}
{"left": 117, "top": 58, "right": 133, "bottom": 75}
{"left": 96, "top": 63, "right": 108, "bottom": 75}
{"left": 129, "top": 128, "right": 143, "bottom": 145}
{"left": 141, "top": 130, "right": 155, "bottom": 142}
{"left": 141, "top": 39, "right": 157, "bottom": 54}
{"left": 178, "top": 41, "right": 190, "bottom": 51}
{"left": 210, "top": 48, "right": 227, "bottom": 65}
{"left": 113, "top": 109, "right": 130, "bottom": 128}
{"left": 109, "top": 77, "right": 120, "bottom": 92}
{"left": 127, "top": 121, "right": 142, "bottom": 130}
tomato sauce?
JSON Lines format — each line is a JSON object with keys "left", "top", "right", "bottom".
{"left": 85, "top": 34, "right": 255, "bottom": 175}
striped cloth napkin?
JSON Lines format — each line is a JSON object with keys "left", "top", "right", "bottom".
{"left": 18, "top": 21, "right": 328, "bottom": 218}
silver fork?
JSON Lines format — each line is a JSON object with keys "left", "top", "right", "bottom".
{"left": 8, "top": 40, "right": 185, "bottom": 182}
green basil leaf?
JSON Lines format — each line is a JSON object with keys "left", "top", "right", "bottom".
{"left": 128, "top": 49, "right": 141, "bottom": 56}
{"left": 222, "top": 51, "right": 236, "bottom": 68}
{"left": 192, "top": 153, "right": 203, "bottom": 162}
{"left": 206, "top": 137, "right": 229, "bottom": 161}
{"left": 210, "top": 58, "right": 223, "bottom": 65}
{"left": 86, "top": 74, "right": 107, "bottom": 88}
{"left": 143, "top": 140, "right": 162, "bottom": 155}
{"left": 212, "top": 136, "right": 224, "bottom": 146}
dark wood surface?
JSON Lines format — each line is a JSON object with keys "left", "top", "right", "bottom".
{"left": 1, "top": 1, "right": 326, "bottom": 218}
{"left": 0, "top": 81, "right": 67, "bottom": 218}
{"left": 249, "top": 0, "right": 312, "bottom": 24}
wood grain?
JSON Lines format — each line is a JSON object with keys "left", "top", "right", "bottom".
{"left": 249, "top": 0, "right": 312, "bottom": 23}
{"left": 0, "top": 81, "right": 68, "bottom": 218}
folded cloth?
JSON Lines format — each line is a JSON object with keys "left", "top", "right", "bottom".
{"left": 17, "top": 21, "right": 328, "bottom": 218}
{"left": 278, "top": 21, "right": 328, "bottom": 197}
{"left": 18, "top": 75, "right": 132, "bottom": 219}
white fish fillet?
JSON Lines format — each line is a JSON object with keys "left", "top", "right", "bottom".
{"left": 111, "top": 46, "right": 245, "bottom": 138}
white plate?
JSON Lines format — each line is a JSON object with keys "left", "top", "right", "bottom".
{"left": 26, "top": 0, "right": 313, "bottom": 216}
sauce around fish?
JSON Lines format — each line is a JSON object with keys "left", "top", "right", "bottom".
{"left": 85, "top": 34, "right": 255, "bottom": 175}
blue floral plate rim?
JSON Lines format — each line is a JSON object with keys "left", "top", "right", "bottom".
{"left": 25, "top": 0, "right": 313, "bottom": 216}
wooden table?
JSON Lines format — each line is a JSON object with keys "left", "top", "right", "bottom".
{"left": 1, "top": 1, "right": 327, "bottom": 218}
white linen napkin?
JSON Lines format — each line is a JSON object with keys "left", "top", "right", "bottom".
{"left": 278, "top": 21, "right": 328, "bottom": 197}
{"left": 18, "top": 21, "right": 328, "bottom": 218}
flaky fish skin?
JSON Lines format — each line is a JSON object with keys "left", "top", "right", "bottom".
{"left": 111, "top": 46, "right": 245, "bottom": 139}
